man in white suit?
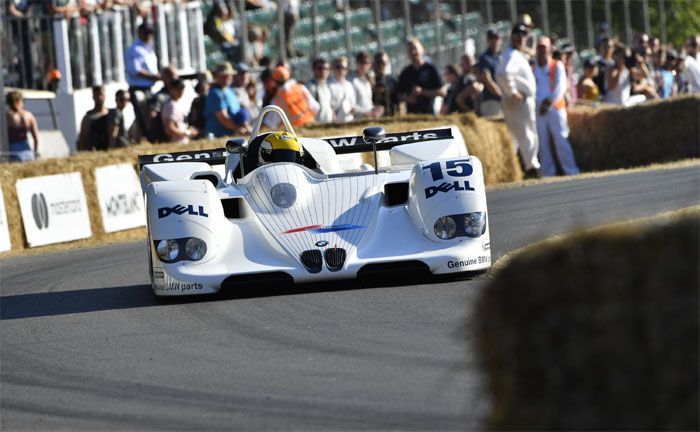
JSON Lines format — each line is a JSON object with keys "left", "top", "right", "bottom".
{"left": 533, "top": 36, "right": 580, "bottom": 176}
{"left": 497, "top": 23, "right": 541, "bottom": 178}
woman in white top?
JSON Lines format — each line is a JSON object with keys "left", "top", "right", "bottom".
{"left": 605, "top": 46, "right": 632, "bottom": 105}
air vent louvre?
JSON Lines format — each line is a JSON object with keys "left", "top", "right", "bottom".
{"left": 300, "top": 250, "right": 323, "bottom": 273}
{"left": 324, "top": 248, "right": 346, "bottom": 272}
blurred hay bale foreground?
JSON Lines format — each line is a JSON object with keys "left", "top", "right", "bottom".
{"left": 475, "top": 211, "right": 700, "bottom": 430}
{"left": 568, "top": 95, "right": 700, "bottom": 171}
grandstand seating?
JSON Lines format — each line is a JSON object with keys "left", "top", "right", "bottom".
{"left": 201, "top": 1, "right": 494, "bottom": 79}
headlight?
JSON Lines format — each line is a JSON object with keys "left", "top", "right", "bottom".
{"left": 464, "top": 212, "right": 487, "bottom": 238}
{"left": 154, "top": 237, "right": 208, "bottom": 262}
{"left": 270, "top": 183, "right": 297, "bottom": 208}
{"left": 434, "top": 216, "right": 457, "bottom": 239}
{"left": 157, "top": 239, "right": 179, "bottom": 261}
{"left": 184, "top": 237, "right": 207, "bottom": 261}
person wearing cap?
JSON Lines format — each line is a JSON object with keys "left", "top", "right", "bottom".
{"left": 496, "top": 23, "right": 541, "bottom": 178}
{"left": 204, "top": 61, "right": 251, "bottom": 138}
{"left": 534, "top": 36, "right": 579, "bottom": 177}
{"left": 658, "top": 49, "right": 678, "bottom": 98}
{"left": 555, "top": 42, "right": 579, "bottom": 105}
{"left": 397, "top": 38, "right": 445, "bottom": 115}
{"left": 477, "top": 29, "right": 503, "bottom": 117}
{"left": 264, "top": 65, "right": 319, "bottom": 129}
{"left": 682, "top": 35, "right": 700, "bottom": 93}
{"left": 518, "top": 13, "right": 536, "bottom": 60}
{"left": 125, "top": 23, "right": 160, "bottom": 139}
{"left": 577, "top": 57, "right": 601, "bottom": 102}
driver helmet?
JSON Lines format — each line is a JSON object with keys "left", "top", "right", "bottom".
{"left": 260, "top": 131, "right": 304, "bottom": 164}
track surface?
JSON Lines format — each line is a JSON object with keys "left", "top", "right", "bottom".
{"left": 2, "top": 166, "right": 698, "bottom": 430}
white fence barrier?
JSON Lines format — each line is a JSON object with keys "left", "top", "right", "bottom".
{"left": 0, "top": 191, "right": 11, "bottom": 252}
{"left": 95, "top": 164, "right": 146, "bottom": 233}
{"left": 16, "top": 172, "right": 92, "bottom": 247}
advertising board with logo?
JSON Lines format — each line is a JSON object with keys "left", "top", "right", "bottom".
{"left": 94, "top": 164, "right": 146, "bottom": 233}
{"left": 0, "top": 191, "right": 11, "bottom": 252}
{"left": 16, "top": 173, "right": 92, "bottom": 247}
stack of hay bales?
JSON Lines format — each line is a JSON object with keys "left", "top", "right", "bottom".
{"left": 567, "top": 95, "right": 700, "bottom": 171}
{"left": 475, "top": 211, "right": 700, "bottom": 430}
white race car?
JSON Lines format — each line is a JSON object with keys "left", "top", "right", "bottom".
{"left": 139, "top": 106, "right": 491, "bottom": 296}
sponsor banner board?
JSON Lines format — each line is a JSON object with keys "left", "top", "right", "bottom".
{"left": 94, "top": 164, "right": 146, "bottom": 233}
{"left": 16, "top": 173, "right": 92, "bottom": 247}
{"left": 0, "top": 191, "right": 11, "bottom": 252}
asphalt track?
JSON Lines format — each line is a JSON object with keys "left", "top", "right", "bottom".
{"left": 2, "top": 165, "right": 699, "bottom": 430}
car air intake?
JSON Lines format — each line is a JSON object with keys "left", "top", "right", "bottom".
{"left": 221, "top": 198, "right": 243, "bottom": 219}
{"left": 384, "top": 182, "right": 409, "bottom": 206}
{"left": 300, "top": 250, "right": 323, "bottom": 273}
{"left": 324, "top": 248, "right": 346, "bottom": 272}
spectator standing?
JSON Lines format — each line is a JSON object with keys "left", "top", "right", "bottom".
{"left": 125, "top": 23, "right": 160, "bottom": 139}
{"left": 440, "top": 64, "right": 464, "bottom": 114}
{"left": 306, "top": 57, "right": 334, "bottom": 123}
{"left": 232, "top": 63, "right": 259, "bottom": 122}
{"left": 659, "top": 49, "right": 679, "bottom": 98}
{"left": 477, "top": 29, "right": 503, "bottom": 117}
{"left": 352, "top": 51, "right": 381, "bottom": 118}
{"left": 577, "top": 58, "right": 600, "bottom": 102}
{"left": 455, "top": 54, "right": 483, "bottom": 113}
{"left": 106, "top": 90, "right": 131, "bottom": 148}
{"left": 534, "top": 36, "right": 579, "bottom": 177}
{"left": 204, "top": 61, "right": 251, "bottom": 138}
{"left": 329, "top": 56, "right": 357, "bottom": 122}
{"left": 188, "top": 74, "right": 210, "bottom": 139}
{"left": 162, "top": 79, "right": 197, "bottom": 144}
{"left": 372, "top": 51, "right": 398, "bottom": 117}
{"left": 265, "top": 65, "right": 319, "bottom": 128}
{"left": 147, "top": 66, "right": 179, "bottom": 142}
{"left": 558, "top": 42, "right": 578, "bottom": 106}
{"left": 6, "top": 91, "right": 40, "bottom": 162}
{"left": 496, "top": 23, "right": 541, "bottom": 178}
{"left": 282, "top": 0, "right": 301, "bottom": 57}
{"left": 204, "top": 0, "right": 242, "bottom": 63}
{"left": 605, "top": 46, "right": 632, "bottom": 105}
{"left": 595, "top": 37, "right": 615, "bottom": 96}
{"left": 78, "top": 85, "right": 109, "bottom": 151}
{"left": 261, "top": 68, "right": 276, "bottom": 107}
{"left": 683, "top": 35, "right": 700, "bottom": 93}
{"left": 397, "top": 38, "right": 445, "bottom": 115}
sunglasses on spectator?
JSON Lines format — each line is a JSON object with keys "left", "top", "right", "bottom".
{"left": 316, "top": 66, "right": 330, "bottom": 70}
{"left": 335, "top": 65, "right": 348, "bottom": 70}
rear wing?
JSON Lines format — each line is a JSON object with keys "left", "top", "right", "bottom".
{"left": 322, "top": 127, "right": 453, "bottom": 154}
{"left": 138, "top": 148, "right": 227, "bottom": 170}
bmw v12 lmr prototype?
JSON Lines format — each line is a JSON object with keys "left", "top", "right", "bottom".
{"left": 139, "top": 106, "right": 490, "bottom": 296}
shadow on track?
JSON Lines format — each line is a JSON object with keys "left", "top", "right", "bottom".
{"left": 0, "top": 284, "right": 158, "bottom": 320}
{"left": 0, "top": 271, "right": 486, "bottom": 320}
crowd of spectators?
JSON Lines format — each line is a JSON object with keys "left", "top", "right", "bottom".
{"left": 6, "top": 0, "right": 700, "bottom": 171}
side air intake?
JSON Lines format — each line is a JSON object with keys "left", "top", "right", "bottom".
{"left": 384, "top": 182, "right": 409, "bottom": 206}
{"left": 300, "top": 250, "right": 323, "bottom": 273}
{"left": 324, "top": 248, "right": 346, "bottom": 272}
{"left": 221, "top": 198, "right": 244, "bottom": 219}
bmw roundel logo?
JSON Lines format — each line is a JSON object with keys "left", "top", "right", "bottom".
{"left": 315, "top": 240, "right": 328, "bottom": 248}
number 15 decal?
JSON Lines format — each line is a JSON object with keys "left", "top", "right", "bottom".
{"left": 422, "top": 159, "right": 473, "bottom": 181}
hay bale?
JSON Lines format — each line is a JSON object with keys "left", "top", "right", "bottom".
{"left": 568, "top": 95, "right": 700, "bottom": 171}
{"left": 475, "top": 213, "right": 700, "bottom": 430}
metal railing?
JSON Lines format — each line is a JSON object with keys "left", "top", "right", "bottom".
{"left": 4, "top": 1, "right": 205, "bottom": 92}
